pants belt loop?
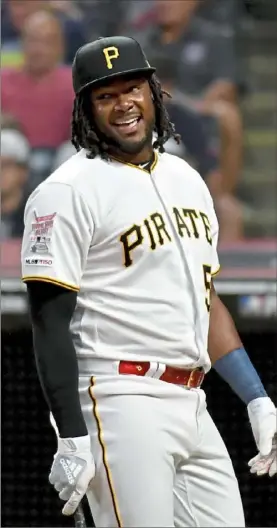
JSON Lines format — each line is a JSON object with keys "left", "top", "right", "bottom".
{"left": 113, "top": 360, "right": 121, "bottom": 374}
{"left": 152, "top": 362, "right": 166, "bottom": 379}
{"left": 145, "top": 362, "right": 160, "bottom": 377}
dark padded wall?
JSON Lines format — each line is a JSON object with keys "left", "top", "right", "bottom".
{"left": 2, "top": 330, "right": 276, "bottom": 527}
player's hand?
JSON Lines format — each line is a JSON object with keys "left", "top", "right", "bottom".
{"left": 247, "top": 397, "right": 277, "bottom": 477}
{"left": 49, "top": 435, "right": 96, "bottom": 516}
{"left": 248, "top": 439, "right": 277, "bottom": 477}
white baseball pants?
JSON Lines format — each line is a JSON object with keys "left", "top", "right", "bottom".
{"left": 79, "top": 373, "right": 245, "bottom": 527}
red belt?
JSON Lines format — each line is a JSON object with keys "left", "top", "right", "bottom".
{"left": 118, "top": 361, "right": 205, "bottom": 388}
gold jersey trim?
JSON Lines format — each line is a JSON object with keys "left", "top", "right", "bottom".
{"left": 110, "top": 150, "right": 158, "bottom": 174}
{"left": 22, "top": 276, "right": 80, "bottom": 292}
{"left": 211, "top": 265, "right": 221, "bottom": 277}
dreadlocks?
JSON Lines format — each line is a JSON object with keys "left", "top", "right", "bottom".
{"left": 71, "top": 74, "right": 181, "bottom": 160}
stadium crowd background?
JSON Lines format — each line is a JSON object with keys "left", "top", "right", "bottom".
{"left": 1, "top": 0, "right": 276, "bottom": 245}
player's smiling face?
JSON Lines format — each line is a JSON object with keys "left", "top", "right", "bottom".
{"left": 90, "top": 75, "right": 155, "bottom": 158}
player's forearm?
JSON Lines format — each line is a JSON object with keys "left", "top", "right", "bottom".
{"left": 208, "top": 285, "right": 242, "bottom": 363}
{"left": 27, "top": 283, "right": 88, "bottom": 438}
{"left": 208, "top": 284, "right": 267, "bottom": 404}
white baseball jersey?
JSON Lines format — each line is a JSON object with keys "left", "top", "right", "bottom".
{"left": 21, "top": 149, "right": 220, "bottom": 373}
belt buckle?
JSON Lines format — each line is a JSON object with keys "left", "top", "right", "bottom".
{"left": 198, "top": 369, "right": 205, "bottom": 387}
{"left": 187, "top": 368, "right": 203, "bottom": 388}
{"left": 187, "top": 370, "right": 195, "bottom": 388}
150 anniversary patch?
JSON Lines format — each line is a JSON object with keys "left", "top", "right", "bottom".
{"left": 30, "top": 212, "right": 56, "bottom": 254}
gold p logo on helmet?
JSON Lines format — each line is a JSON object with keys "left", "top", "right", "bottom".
{"left": 103, "top": 46, "right": 119, "bottom": 69}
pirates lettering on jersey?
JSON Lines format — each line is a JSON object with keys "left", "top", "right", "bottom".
{"left": 120, "top": 207, "right": 213, "bottom": 268}
{"left": 119, "top": 224, "right": 143, "bottom": 268}
{"left": 199, "top": 212, "right": 212, "bottom": 245}
{"left": 173, "top": 207, "right": 191, "bottom": 238}
{"left": 119, "top": 213, "right": 171, "bottom": 268}
{"left": 183, "top": 209, "right": 200, "bottom": 238}
{"left": 149, "top": 213, "right": 172, "bottom": 246}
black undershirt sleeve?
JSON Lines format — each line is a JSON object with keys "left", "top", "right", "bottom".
{"left": 27, "top": 281, "right": 88, "bottom": 438}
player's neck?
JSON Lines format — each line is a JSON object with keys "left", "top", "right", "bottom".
{"left": 108, "top": 146, "right": 154, "bottom": 167}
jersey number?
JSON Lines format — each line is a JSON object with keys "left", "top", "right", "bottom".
{"left": 203, "top": 264, "right": 212, "bottom": 312}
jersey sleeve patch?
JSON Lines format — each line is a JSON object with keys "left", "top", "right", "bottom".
{"left": 21, "top": 183, "right": 94, "bottom": 291}
{"left": 28, "top": 211, "right": 56, "bottom": 257}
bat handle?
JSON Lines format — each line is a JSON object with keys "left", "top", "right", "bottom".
{"left": 74, "top": 504, "right": 86, "bottom": 528}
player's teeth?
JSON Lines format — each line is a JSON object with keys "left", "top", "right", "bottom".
{"left": 117, "top": 118, "right": 137, "bottom": 125}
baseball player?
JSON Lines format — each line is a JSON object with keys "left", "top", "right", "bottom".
{"left": 21, "top": 36, "right": 276, "bottom": 527}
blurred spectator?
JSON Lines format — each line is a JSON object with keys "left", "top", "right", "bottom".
{"left": 151, "top": 53, "right": 243, "bottom": 242}
{"left": 149, "top": 53, "right": 221, "bottom": 183}
{"left": 52, "top": 141, "right": 76, "bottom": 171}
{"left": 117, "top": 1, "right": 156, "bottom": 33}
{"left": 1, "top": 0, "right": 88, "bottom": 66}
{"left": 47, "top": 0, "right": 88, "bottom": 63}
{"left": 1, "top": 129, "right": 30, "bottom": 239}
{"left": 1, "top": 10, "right": 74, "bottom": 150}
{"left": 1, "top": 112, "right": 23, "bottom": 132}
{"left": 197, "top": 0, "right": 239, "bottom": 30}
{"left": 1, "top": 0, "right": 40, "bottom": 68}
{"left": 48, "top": 0, "right": 82, "bottom": 19}
{"left": 133, "top": 0, "right": 238, "bottom": 102}
{"left": 128, "top": 0, "right": 243, "bottom": 197}
{"left": 117, "top": 0, "right": 239, "bottom": 35}
{"left": 77, "top": 0, "right": 126, "bottom": 38}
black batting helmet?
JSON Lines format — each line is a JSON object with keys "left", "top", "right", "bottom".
{"left": 72, "top": 36, "right": 156, "bottom": 95}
